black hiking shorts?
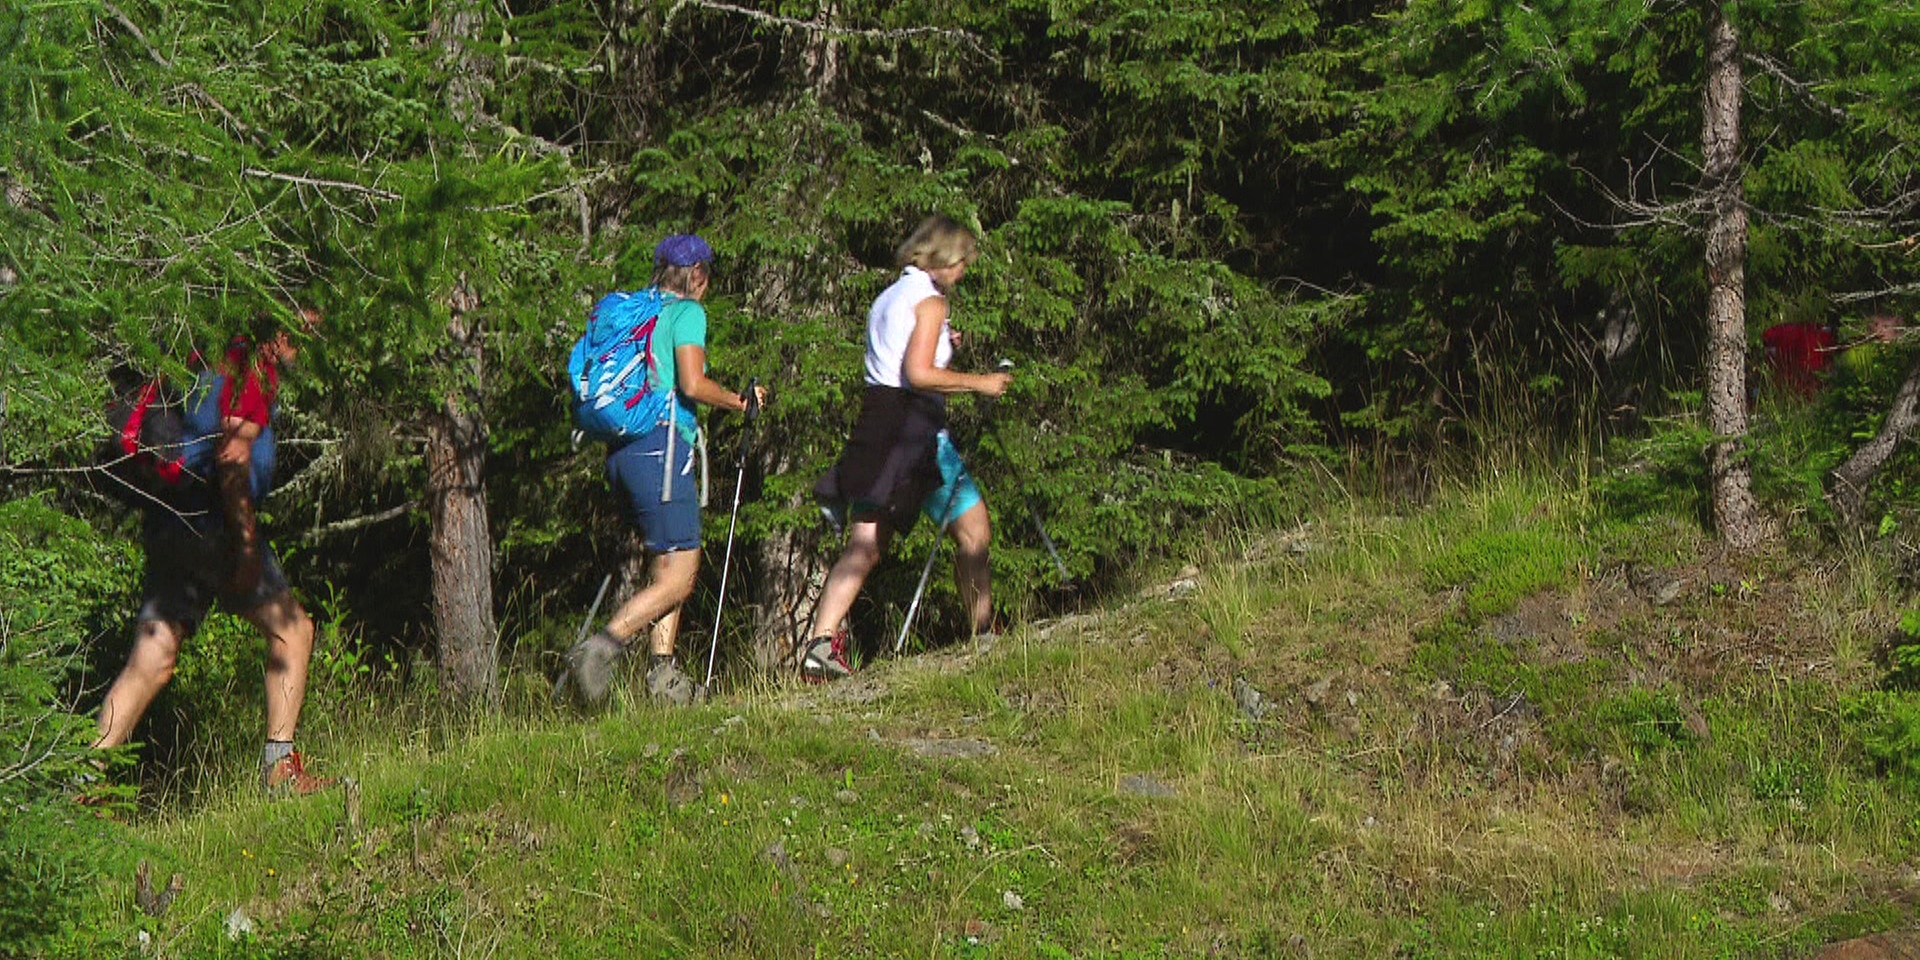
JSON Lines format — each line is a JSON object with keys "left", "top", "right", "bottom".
{"left": 137, "top": 522, "right": 291, "bottom": 630}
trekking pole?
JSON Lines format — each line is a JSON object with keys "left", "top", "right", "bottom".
{"left": 555, "top": 572, "right": 614, "bottom": 702}
{"left": 577, "top": 574, "right": 614, "bottom": 647}
{"left": 984, "top": 360, "right": 1071, "bottom": 582}
{"left": 895, "top": 387, "right": 996, "bottom": 655}
{"left": 894, "top": 453, "right": 972, "bottom": 654}
{"left": 703, "top": 378, "right": 759, "bottom": 689}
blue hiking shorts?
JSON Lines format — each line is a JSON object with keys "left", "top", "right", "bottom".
{"left": 607, "top": 424, "right": 702, "bottom": 553}
{"left": 921, "top": 431, "right": 983, "bottom": 530}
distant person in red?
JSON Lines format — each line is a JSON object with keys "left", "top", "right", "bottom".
{"left": 93, "top": 307, "right": 335, "bottom": 796}
{"left": 1761, "top": 320, "right": 1837, "bottom": 398}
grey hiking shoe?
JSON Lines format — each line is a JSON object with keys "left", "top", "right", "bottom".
{"left": 646, "top": 656, "right": 697, "bottom": 707}
{"left": 562, "top": 631, "right": 625, "bottom": 709}
{"left": 798, "top": 631, "right": 854, "bottom": 684}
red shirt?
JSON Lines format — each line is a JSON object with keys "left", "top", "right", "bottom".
{"left": 1762, "top": 322, "right": 1835, "bottom": 398}
{"left": 218, "top": 337, "right": 279, "bottom": 426}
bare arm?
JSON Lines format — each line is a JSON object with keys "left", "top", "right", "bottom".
{"left": 674, "top": 344, "right": 764, "bottom": 412}
{"left": 903, "top": 296, "right": 1009, "bottom": 397}
{"left": 216, "top": 416, "right": 263, "bottom": 592}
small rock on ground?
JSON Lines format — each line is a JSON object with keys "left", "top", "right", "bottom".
{"left": 901, "top": 737, "right": 997, "bottom": 760}
{"left": 1117, "top": 774, "right": 1177, "bottom": 798}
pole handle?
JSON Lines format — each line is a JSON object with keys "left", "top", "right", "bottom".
{"left": 741, "top": 376, "right": 761, "bottom": 421}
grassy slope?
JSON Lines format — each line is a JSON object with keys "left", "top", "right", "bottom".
{"left": 64, "top": 477, "right": 1920, "bottom": 959}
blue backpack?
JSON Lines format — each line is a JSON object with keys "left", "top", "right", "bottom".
{"left": 568, "top": 288, "right": 690, "bottom": 441}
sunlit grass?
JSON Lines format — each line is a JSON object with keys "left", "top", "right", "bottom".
{"left": 59, "top": 468, "right": 1920, "bottom": 959}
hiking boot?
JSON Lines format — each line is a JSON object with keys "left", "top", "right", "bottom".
{"left": 646, "top": 656, "right": 698, "bottom": 707}
{"left": 798, "top": 631, "right": 854, "bottom": 684}
{"left": 262, "top": 751, "right": 336, "bottom": 796}
{"left": 70, "top": 768, "right": 134, "bottom": 814}
{"left": 564, "top": 631, "right": 626, "bottom": 709}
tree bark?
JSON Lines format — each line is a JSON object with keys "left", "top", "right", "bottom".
{"left": 1700, "top": 0, "right": 1770, "bottom": 550}
{"left": 421, "top": 0, "right": 501, "bottom": 705}
{"left": 751, "top": 484, "right": 829, "bottom": 671}
{"left": 805, "top": 0, "right": 842, "bottom": 100}
{"left": 426, "top": 281, "right": 499, "bottom": 705}
{"left": 433, "top": 0, "right": 487, "bottom": 133}
{"left": 1828, "top": 355, "right": 1920, "bottom": 526}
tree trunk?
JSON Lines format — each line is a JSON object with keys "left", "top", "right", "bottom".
{"left": 421, "top": 0, "right": 500, "bottom": 704}
{"left": 1700, "top": 0, "right": 1770, "bottom": 550}
{"left": 1828, "top": 355, "right": 1920, "bottom": 526}
{"left": 751, "top": 484, "right": 829, "bottom": 671}
{"left": 433, "top": 0, "right": 487, "bottom": 133}
{"left": 426, "top": 282, "right": 499, "bottom": 705}
{"left": 805, "top": 1, "right": 842, "bottom": 99}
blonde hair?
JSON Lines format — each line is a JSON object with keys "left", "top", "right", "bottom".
{"left": 895, "top": 215, "right": 978, "bottom": 271}
{"left": 652, "top": 262, "right": 709, "bottom": 298}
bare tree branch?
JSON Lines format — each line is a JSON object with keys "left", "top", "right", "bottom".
{"left": 665, "top": 0, "right": 986, "bottom": 55}
{"left": 240, "top": 167, "right": 404, "bottom": 201}
{"left": 301, "top": 500, "right": 420, "bottom": 544}
{"left": 1835, "top": 280, "right": 1920, "bottom": 304}
{"left": 1744, "top": 52, "right": 1850, "bottom": 124}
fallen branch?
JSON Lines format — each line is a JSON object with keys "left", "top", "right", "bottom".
{"left": 1827, "top": 352, "right": 1920, "bottom": 526}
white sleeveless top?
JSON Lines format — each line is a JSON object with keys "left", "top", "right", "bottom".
{"left": 864, "top": 266, "right": 952, "bottom": 389}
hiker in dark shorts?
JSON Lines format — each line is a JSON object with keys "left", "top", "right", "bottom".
{"left": 559, "top": 233, "right": 766, "bottom": 708}
{"left": 802, "top": 215, "right": 1011, "bottom": 681}
{"left": 92, "top": 308, "right": 334, "bottom": 795}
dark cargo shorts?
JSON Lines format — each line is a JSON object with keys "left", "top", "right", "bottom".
{"left": 137, "top": 523, "right": 291, "bottom": 630}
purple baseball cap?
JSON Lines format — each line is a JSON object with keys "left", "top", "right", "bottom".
{"left": 654, "top": 233, "right": 714, "bottom": 268}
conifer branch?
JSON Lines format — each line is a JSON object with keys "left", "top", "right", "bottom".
{"left": 99, "top": 2, "right": 256, "bottom": 141}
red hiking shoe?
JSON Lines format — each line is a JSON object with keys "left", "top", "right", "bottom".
{"left": 262, "top": 751, "right": 337, "bottom": 796}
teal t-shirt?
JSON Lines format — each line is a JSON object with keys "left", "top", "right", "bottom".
{"left": 650, "top": 293, "right": 707, "bottom": 440}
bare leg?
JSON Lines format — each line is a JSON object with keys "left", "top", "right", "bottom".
{"left": 245, "top": 593, "right": 315, "bottom": 743}
{"left": 806, "top": 520, "right": 892, "bottom": 643}
{"left": 648, "top": 606, "right": 682, "bottom": 658}
{"left": 605, "top": 548, "right": 700, "bottom": 648}
{"left": 948, "top": 502, "right": 994, "bottom": 634}
{"left": 94, "top": 619, "right": 188, "bottom": 750}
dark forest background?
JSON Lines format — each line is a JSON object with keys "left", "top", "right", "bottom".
{"left": 3, "top": 0, "right": 1918, "bottom": 844}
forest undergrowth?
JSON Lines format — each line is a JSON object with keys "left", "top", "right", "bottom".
{"left": 25, "top": 467, "right": 1920, "bottom": 960}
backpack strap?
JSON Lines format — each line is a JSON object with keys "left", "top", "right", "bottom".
{"left": 119, "top": 380, "right": 184, "bottom": 483}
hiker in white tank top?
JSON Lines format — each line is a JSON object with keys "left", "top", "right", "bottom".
{"left": 865, "top": 265, "right": 953, "bottom": 389}
{"left": 801, "top": 215, "right": 1012, "bottom": 683}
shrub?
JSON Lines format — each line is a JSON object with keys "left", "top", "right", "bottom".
{"left": 1843, "top": 691, "right": 1920, "bottom": 786}
{"left": 0, "top": 496, "right": 140, "bottom": 950}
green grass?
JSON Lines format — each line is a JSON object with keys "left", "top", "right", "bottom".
{"left": 41, "top": 471, "right": 1920, "bottom": 959}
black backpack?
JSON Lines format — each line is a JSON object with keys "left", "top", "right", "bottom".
{"left": 95, "top": 367, "right": 215, "bottom": 510}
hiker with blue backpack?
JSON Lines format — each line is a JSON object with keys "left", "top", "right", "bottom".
{"left": 558, "top": 233, "right": 766, "bottom": 709}
{"left": 802, "top": 215, "right": 1011, "bottom": 682}
{"left": 91, "top": 308, "right": 335, "bottom": 795}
